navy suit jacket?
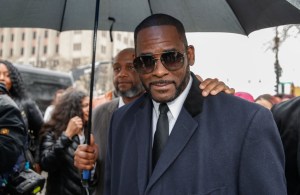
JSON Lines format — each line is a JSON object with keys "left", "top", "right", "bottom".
{"left": 105, "top": 74, "right": 287, "bottom": 195}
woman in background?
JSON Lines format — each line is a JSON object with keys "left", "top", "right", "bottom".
{"left": 39, "top": 88, "right": 97, "bottom": 195}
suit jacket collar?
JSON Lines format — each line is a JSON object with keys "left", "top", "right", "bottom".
{"left": 183, "top": 72, "right": 204, "bottom": 117}
{"left": 134, "top": 95, "right": 153, "bottom": 194}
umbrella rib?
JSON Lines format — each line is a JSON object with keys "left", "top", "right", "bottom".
{"left": 148, "top": 0, "right": 153, "bottom": 15}
{"left": 226, "top": 0, "right": 248, "bottom": 35}
{"left": 60, "top": 0, "right": 68, "bottom": 31}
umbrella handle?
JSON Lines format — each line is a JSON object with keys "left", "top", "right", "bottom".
{"left": 108, "top": 17, "right": 116, "bottom": 42}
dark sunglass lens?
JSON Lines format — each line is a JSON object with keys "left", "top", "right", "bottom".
{"left": 133, "top": 56, "right": 155, "bottom": 73}
{"left": 133, "top": 57, "right": 143, "bottom": 71}
{"left": 161, "top": 52, "right": 184, "bottom": 70}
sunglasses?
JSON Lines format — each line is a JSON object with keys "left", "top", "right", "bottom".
{"left": 133, "top": 51, "right": 186, "bottom": 74}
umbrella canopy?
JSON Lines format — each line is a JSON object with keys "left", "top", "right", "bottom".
{"left": 1, "top": 0, "right": 300, "bottom": 35}
{"left": 1, "top": 0, "right": 300, "bottom": 148}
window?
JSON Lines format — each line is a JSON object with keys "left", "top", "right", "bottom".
{"left": 74, "top": 30, "right": 82, "bottom": 34}
{"left": 32, "top": 47, "right": 35, "bottom": 55}
{"left": 44, "top": 30, "right": 48, "bottom": 38}
{"left": 0, "top": 35, "right": 3, "bottom": 42}
{"left": 117, "top": 34, "right": 121, "bottom": 41}
{"left": 11, "top": 34, "right": 14, "bottom": 41}
{"left": 56, "top": 32, "right": 60, "bottom": 37}
{"left": 123, "top": 37, "right": 128, "bottom": 44}
{"left": 33, "top": 32, "right": 36, "bottom": 39}
{"left": 101, "top": 45, "right": 106, "bottom": 54}
{"left": 21, "top": 47, "right": 24, "bottom": 55}
{"left": 0, "top": 49, "right": 2, "bottom": 57}
{"left": 22, "top": 33, "right": 25, "bottom": 41}
{"left": 10, "top": 48, "right": 13, "bottom": 56}
{"left": 55, "top": 44, "right": 59, "bottom": 54}
{"left": 73, "top": 43, "right": 81, "bottom": 51}
{"left": 73, "top": 58, "right": 81, "bottom": 66}
{"left": 43, "top": 46, "right": 47, "bottom": 54}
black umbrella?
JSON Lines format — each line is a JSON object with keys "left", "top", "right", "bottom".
{"left": 1, "top": 0, "right": 300, "bottom": 35}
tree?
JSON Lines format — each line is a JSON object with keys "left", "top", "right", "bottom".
{"left": 271, "top": 25, "right": 300, "bottom": 94}
{"left": 270, "top": 0, "right": 300, "bottom": 94}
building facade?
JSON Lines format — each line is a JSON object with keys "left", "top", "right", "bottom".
{"left": 0, "top": 28, "right": 134, "bottom": 94}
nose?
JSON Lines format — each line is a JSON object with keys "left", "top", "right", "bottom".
{"left": 152, "top": 58, "right": 168, "bottom": 77}
{"left": 118, "top": 68, "right": 129, "bottom": 78}
{"left": 0, "top": 73, "right": 4, "bottom": 80}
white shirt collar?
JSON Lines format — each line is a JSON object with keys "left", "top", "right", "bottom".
{"left": 152, "top": 75, "right": 193, "bottom": 134}
{"left": 118, "top": 97, "right": 125, "bottom": 108}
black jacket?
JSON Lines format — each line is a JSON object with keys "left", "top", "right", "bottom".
{"left": 0, "top": 94, "right": 26, "bottom": 173}
{"left": 15, "top": 98, "right": 44, "bottom": 163}
{"left": 272, "top": 96, "right": 300, "bottom": 195}
{"left": 40, "top": 131, "right": 95, "bottom": 195}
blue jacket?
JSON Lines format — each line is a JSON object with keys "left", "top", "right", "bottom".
{"left": 105, "top": 74, "right": 286, "bottom": 195}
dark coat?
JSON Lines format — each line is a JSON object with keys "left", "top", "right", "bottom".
{"left": 0, "top": 94, "right": 26, "bottom": 173}
{"left": 92, "top": 98, "right": 119, "bottom": 195}
{"left": 272, "top": 96, "right": 300, "bottom": 195}
{"left": 15, "top": 98, "right": 44, "bottom": 163}
{"left": 105, "top": 74, "right": 287, "bottom": 195}
{"left": 40, "top": 132, "right": 94, "bottom": 195}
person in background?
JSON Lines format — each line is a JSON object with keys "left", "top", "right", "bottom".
{"left": 0, "top": 60, "right": 44, "bottom": 174}
{"left": 0, "top": 83, "right": 27, "bottom": 194}
{"left": 234, "top": 91, "right": 255, "bottom": 102}
{"left": 43, "top": 89, "right": 65, "bottom": 122}
{"left": 39, "top": 88, "right": 97, "bottom": 195}
{"left": 254, "top": 94, "right": 275, "bottom": 110}
{"left": 74, "top": 47, "right": 235, "bottom": 195}
{"left": 271, "top": 96, "right": 300, "bottom": 195}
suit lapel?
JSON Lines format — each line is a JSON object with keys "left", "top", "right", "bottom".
{"left": 146, "top": 73, "right": 204, "bottom": 192}
{"left": 146, "top": 109, "right": 198, "bottom": 191}
{"left": 134, "top": 95, "right": 153, "bottom": 194}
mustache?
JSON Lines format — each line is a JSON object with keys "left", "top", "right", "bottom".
{"left": 150, "top": 80, "right": 175, "bottom": 85}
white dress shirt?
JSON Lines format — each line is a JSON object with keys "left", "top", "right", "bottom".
{"left": 152, "top": 75, "right": 193, "bottom": 140}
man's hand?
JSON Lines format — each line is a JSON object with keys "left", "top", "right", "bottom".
{"left": 196, "top": 75, "right": 235, "bottom": 97}
{"left": 74, "top": 134, "right": 98, "bottom": 170}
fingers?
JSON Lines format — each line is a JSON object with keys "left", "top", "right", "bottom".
{"left": 66, "top": 116, "right": 83, "bottom": 138}
{"left": 72, "top": 116, "right": 83, "bottom": 129}
{"left": 200, "top": 78, "right": 235, "bottom": 96}
{"left": 195, "top": 74, "right": 203, "bottom": 82}
{"left": 225, "top": 87, "right": 235, "bottom": 95}
{"left": 200, "top": 78, "right": 219, "bottom": 96}
{"left": 74, "top": 144, "right": 98, "bottom": 170}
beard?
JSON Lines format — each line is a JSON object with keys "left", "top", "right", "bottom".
{"left": 142, "top": 68, "right": 190, "bottom": 103}
{"left": 116, "top": 83, "right": 144, "bottom": 98}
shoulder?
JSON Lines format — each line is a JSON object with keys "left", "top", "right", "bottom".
{"left": 93, "top": 98, "right": 119, "bottom": 113}
{"left": 272, "top": 96, "right": 300, "bottom": 116}
{"left": 203, "top": 93, "right": 271, "bottom": 123}
{"left": 0, "top": 94, "right": 18, "bottom": 109}
{"left": 271, "top": 96, "right": 300, "bottom": 130}
{"left": 206, "top": 92, "right": 262, "bottom": 111}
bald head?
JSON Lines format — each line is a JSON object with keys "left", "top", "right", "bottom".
{"left": 112, "top": 48, "right": 144, "bottom": 100}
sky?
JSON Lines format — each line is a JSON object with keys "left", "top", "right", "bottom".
{"left": 186, "top": 27, "right": 300, "bottom": 98}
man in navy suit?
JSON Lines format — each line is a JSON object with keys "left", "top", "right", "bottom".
{"left": 74, "top": 48, "right": 235, "bottom": 195}
{"left": 102, "top": 13, "right": 287, "bottom": 195}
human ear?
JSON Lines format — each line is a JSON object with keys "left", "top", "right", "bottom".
{"left": 187, "top": 45, "right": 195, "bottom": 66}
